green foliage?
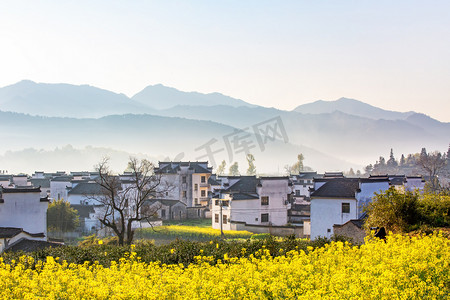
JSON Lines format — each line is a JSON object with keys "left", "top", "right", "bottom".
{"left": 417, "top": 192, "right": 450, "bottom": 227}
{"left": 0, "top": 235, "right": 349, "bottom": 268}
{"left": 216, "top": 160, "right": 226, "bottom": 176}
{"left": 246, "top": 154, "right": 256, "bottom": 175}
{"left": 47, "top": 199, "right": 80, "bottom": 232}
{"left": 229, "top": 162, "right": 240, "bottom": 176}
{"left": 365, "top": 187, "right": 450, "bottom": 232}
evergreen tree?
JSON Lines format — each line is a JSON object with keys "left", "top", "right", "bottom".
{"left": 387, "top": 148, "right": 398, "bottom": 168}
{"left": 229, "top": 162, "right": 240, "bottom": 176}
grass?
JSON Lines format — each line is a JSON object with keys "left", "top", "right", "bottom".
{"left": 134, "top": 221, "right": 253, "bottom": 243}
{"left": 162, "top": 218, "right": 211, "bottom": 227}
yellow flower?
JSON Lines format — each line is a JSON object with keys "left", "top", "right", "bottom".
{"left": 170, "top": 249, "right": 175, "bottom": 254}
{"left": 98, "top": 240, "right": 103, "bottom": 245}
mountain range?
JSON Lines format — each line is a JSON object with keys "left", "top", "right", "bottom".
{"left": 0, "top": 80, "right": 448, "bottom": 174}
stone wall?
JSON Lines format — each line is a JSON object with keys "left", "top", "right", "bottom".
{"left": 333, "top": 222, "right": 366, "bottom": 244}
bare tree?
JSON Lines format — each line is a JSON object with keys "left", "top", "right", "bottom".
{"left": 417, "top": 150, "right": 447, "bottom": 192}
{"left": 94, "top": 157, "right": 169, "bottom": 245}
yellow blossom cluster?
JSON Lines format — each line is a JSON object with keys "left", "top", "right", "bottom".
{"left": 0, "top": 233, "right": 448, "bottom": 299}
{"left": 137, "top": 224, "right": 253, "bottom": 239}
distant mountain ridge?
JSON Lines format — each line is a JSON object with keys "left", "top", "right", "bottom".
{"left": 0, "top": 80, "right": 448, "bottom": 173}
{"left": 293, "top": 97, "right": 416, "bottom": 121}
{"left": 132, "top": 84, "right": 256, "bottom": 110}
{"left": 0, "top": 80, "right": 153, "bottom": 118}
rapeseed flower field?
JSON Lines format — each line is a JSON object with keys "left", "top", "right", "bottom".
{"left": 135, "top": 224, "right": 254, "bottom": 241}
{"left": 0, "top": 233, "right": 448, "bottom": 299}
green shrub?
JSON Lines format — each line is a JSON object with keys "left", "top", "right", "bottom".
{"left": 1, "top": 235, "right": 340, "bottom": 268}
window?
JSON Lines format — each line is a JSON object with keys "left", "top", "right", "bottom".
{"left": 201, "top": 176, "right": 206, "bottom": 183}
{"left": 194, "top": 184, "right": 198, "bottom": 191}
{"left": 215, "top": 200, "right": 229, "bottom": 206}
{"left": 161, "top": 209, "right": 166, "bottom": 218}
{"left": 182, "top": 191, "right": 187, "bottom": 198}
{"left": 223, "top": 215, "right": 228, "bottom": 224}
{"left": 195, "top": 198, "right": 198, "bottom": 205}
{"left": 295, "top": 190, "right": 300, "bottom": 196}
{"left": 182, "top": 176, "right": 186, "bottom": 183}
{"left": 342, "top": 202, "right": 350, "bottom": 213}
{"left": 261, "top": 196, "right": 269, "bottom": 206}
{"left": 215, "top": 214, "right": 219, "bottom": 223}
{"left": 201, "top": 190, "right": 206, "bottom": 197}
{"left": 261, "top": 213, "right": 269, "bottom": 223}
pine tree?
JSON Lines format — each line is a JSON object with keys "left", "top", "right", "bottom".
{"left": 387, "top": 148, "right": 398, "bottom": 170}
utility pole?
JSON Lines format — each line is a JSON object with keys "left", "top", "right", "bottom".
{"left": 219, "top": 199, "right": 224, "bottom": 237}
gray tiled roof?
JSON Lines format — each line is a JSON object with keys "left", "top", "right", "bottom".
{"left": 0, "top": 227, "right": 45, "bottom": 238}
{"left": 208, "top": 176, "right": 220, "bottom": 186}
{"left": 68, "top": 182, "right": 104, "bottom": 195}
{"left": 1, "top": 187, "right": 41, "bottom": 193}
{"left": 5, "top": 239, "right": 63, "bottom": 252}
{"left": 51, "top": 176, "right": 74, "bottom": 182}
{"left": 146, "top": 199, "right": 186, "bottom": 207}
{"left": 230, "top": 192, "right": 259, "bottom": 200}
{"left": 225, "top": 176, "right": 258, "bottom": 193}
{"left": 0, "top": 227, "right": 22, "bottom": 238}
{"left": 311, "top": 178, "right": 359, "bottom": 198}
{"left": 298, "top": 172, "right": 322, "bottom": 179}
{"left": 71, "top": 204, "right": 95, "bottom": 218}
{"left": 156, "top": 162, "right": 212, "bottom": 174}
{"left": 30, "top": 178, "right": 51, "bottom": 188}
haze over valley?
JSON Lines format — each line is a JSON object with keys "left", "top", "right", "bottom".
{"left": 1, "top": 80, "right": 448, "bottom": 174}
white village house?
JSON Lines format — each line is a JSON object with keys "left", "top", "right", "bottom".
{"left": 211, "top": 176, "right": 291, "bottom": 231}
{"left": 0, "top": 186, "right": 60, "bottom": 252}
{"left": 310, "top": 175, "right": 426, "bottom": 239}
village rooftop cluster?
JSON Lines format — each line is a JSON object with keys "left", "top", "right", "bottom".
{"left": 0, "top": 161, "right": 427, "bottom": 252}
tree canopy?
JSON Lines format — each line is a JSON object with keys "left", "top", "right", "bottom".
{"left": 47, "top": 199, "right": 80, "bottom": 232}
{"left": 229, "top": 162, "right": 240, "bottom": 176}
{"left": 364, "top": 187, "right": 450, "bottom": 233}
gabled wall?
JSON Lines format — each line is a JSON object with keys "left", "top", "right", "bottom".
{"left": 0, "top": 190, "right": 48, "bottom": 237}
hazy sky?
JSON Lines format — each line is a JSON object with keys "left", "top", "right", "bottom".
{"left": 1, "top": 1, "right": 449, "bottom": 122}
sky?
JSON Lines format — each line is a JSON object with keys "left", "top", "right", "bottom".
{"left": 0, "top": 1, "right": 449, "bottom": 122}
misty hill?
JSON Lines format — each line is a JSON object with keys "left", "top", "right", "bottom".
{"left": 0, "top": 145, "right": 163, "bottom": 175}
{"left": 293, "top": 97, "right": 415, "bottom": 120}
{"left": 0, "top": 110, "right": 354, "bottom": 174}
{"left": 1, "top": 80, "right": 447, "bottom": 172}
{"left": 156, "top": 105, "right": 449, "bottom": 164}
{"left": 0, "top": 80, "right": 153, "bottom": 118}
{"left": 132, "top": 84, "right": 256, "bottom": 110}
